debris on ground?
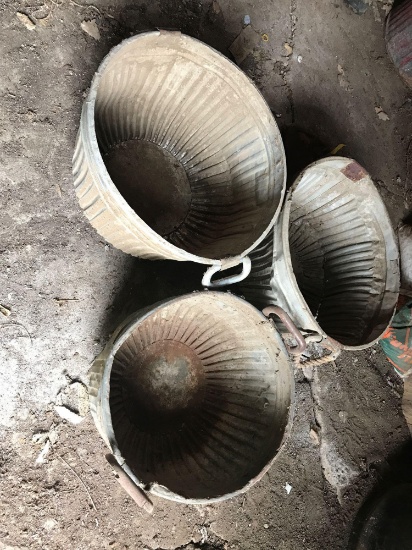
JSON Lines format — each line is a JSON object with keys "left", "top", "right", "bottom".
{"left": 33, "top": 424, "right": 59, "bottom": 464}
{"left": 211, "top": 0, "right": 221, "bottom": 15}
{"left": 53, "top": 297, "right": 79, "bottom": 306}
{"left": 243, "top": 14, "right": 251, "bottom": 25}
{"left": 56, "top": 380, "right": 89, "bottom": 418}
{"left": 208, "top": 0, "right": 222, "bottom": 20}
{"left": 310, "top": 428, "right": 320, "bottom": 446}
{"left": 338, "top": 64, "right": 352, "bottom": 91}
{"left": 330, "top": 143, "right": 346, "bottom": 155}
{"left": 54, "top": 405, "right": 84, "bottom": 425}
{"left": 344, "top": 0, "right": 369, "bottom": 14}
{"left": 283, "top": 42, "right": 293, "bottom": 56}
{"left": 16, "top": 11, "right": 36, "bottom": 30}
{"left": 229, "top": 25, "right": 261, "bottom": 65}
{"left": 381, "top": 2, "right": 393, "bottom": 16}
{"left": 0, "top": 304, "right": 11, "bottom": 316}
{"left": 375, "top": 106, "right": 390, "bottom": 121}
{"left": 80, "top": 19, "right": 100, "bottom": 40}
{"left": 35, "top": 439, "right": 50, "bottom": 464}
{"left": 284, "top": 482, "right": 292, "bottom": 495}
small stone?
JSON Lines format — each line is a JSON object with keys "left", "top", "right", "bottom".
{"left": 56, "top": 381, "right": 89, "bottom": 418}
{"left": 16, "top": 12, "right": 36, "bottom": 31}
{"left": 36, "top": 440, "right": 50, "bottom": 465}
{"left": 339, "top": 410, "right": 348, "bottom": 423}
{"left": 284, "top": 42, "right": 293, "bottom": 56}
{"left": 263, "top": 523, "right": 269, "bottom": 529}
{"left": 43, "top": 519, "right": 57, "bottom": 531}
{"left": 375, "top": 106, "right": 389, "bottom": 121}
{"left": 0, "top": 304, "right": 11, "bottom": 317}
{"left": 284, "top": 482, "right": 292, "bottom": 494}
{"left": 81, "top": 19, "right": 100, "bottom": 41}
{"left": 54, "top": 405, "right": 83, "bottom": 425}
{"left": 243, "top": 14, "right": 251, "bottom": 25}
{"left": 212, "top": 0, "right": 221, "bottom": 14}
{"left": 297, "top": 55, "right": 303, "bottom": 63}
{"left": 32, "top": 432, "right": 48, "bottom": 445}
{"left": 310, "top": 428, "right": 320, "bottom": 445}
{"left": 48, "top": 426, "right": 59, "bottom": 445}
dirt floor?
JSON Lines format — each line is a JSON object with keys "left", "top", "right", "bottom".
{"left": 1, "top": 0, "right": 412, "bottom": 549}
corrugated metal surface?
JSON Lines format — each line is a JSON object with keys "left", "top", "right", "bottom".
{"left": 386, "top": 0, "right": 412, "bottom": 88}
{"left": 73, "top": 31, "right": 286, "bottom": 266}
{"left": 240, "top": 157, "right": 399, "bottom": 349}
{"left": 89, "top": 292, "right": 294, "bottom": 503}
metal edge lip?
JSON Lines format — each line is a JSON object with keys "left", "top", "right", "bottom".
{"left": 80, "top": 30, "right": 286, "bottom": 265}
{"left": 280, "top": 156, "right": 399, "bottom": 350}
{"left": 97, "top": 290, "right": 295, "bottom": 504}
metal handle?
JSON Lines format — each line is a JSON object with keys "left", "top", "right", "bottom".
{"left": 106, "top": 454, "right": 154, "bottom": 514}
{"left": 262, "top": 305, "right": 307, "bottom": 355}
{"left": 202, "top": 257, "right": 252, "bottom": 288}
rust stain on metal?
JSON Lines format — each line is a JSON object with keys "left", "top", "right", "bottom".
{"left": 341, "top": 161, "right": 367, "bottom": 182}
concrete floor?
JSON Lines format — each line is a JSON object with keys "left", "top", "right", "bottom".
{"left": 0, "top": 0, "right": 411, "bottom": 549}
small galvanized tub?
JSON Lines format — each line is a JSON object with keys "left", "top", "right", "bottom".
{"left": 89, "top": 292, "right": 297, "bottom": 509}
{"left": 73, "top": 31, "right": 286, "bottom": 286}
{"left": 239, "top": 157, "right": 400, "bottom": 361}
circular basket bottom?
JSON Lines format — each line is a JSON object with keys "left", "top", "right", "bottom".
{"left": 108, "top": 293, "right": 293, "bottom": 500}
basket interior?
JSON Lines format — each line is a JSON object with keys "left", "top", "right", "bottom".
{"left": 109, "top": 293, "right": 292, "bottom": 500}
{"left": 94, "top": 32, "right": 285, "bottom": 259}
{"left": 289, "top": 159, "right": 398, "bottom": 346}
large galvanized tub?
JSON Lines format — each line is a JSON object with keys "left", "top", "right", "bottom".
{"left": 239, "top": 157, "right": 400, "bottom": 354}
{"left": 89, "top": 292, "right": 295, "bottom": 508}
{"left": 73, "top": 31, "right": 286, "bottom": 286}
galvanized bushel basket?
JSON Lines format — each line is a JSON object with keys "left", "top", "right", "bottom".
{"left": 89, "top": 292, "right": 301, "bottom": 510}
{"left": 239, "top": 157, "right": 400, "bottom": 364}
{"left": 73, "top": 31, "right": 286, "bottom": 287}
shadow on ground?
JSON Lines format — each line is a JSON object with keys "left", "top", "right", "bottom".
{"left": 348, "top": 439, "right": 412, "bottom": 549}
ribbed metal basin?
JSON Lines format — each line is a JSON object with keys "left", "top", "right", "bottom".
{"left": 386, "top": 0, "right": 412, "bottom": 88}
{"left": 240, "top": 157, "right": 399, "bottom": 349}
{"left": 73, "top": 31, "right": 286, "bottom": 266}
{"left": 89, "top": 292, "right": 293, "bottom": 503}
